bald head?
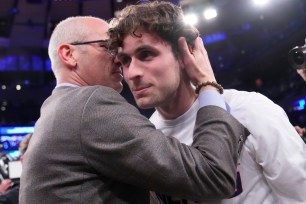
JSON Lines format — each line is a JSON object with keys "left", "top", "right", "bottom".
{"left": 48, "top": 16, "right": 109, "bottom": 76}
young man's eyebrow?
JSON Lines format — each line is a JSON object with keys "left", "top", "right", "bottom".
{"left": 134, "top": 45, "right": 156, "bottom": 53}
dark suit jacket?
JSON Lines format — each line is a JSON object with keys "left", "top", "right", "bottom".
{"left": 19, "top": 86, "right": 247, "bottom": 204}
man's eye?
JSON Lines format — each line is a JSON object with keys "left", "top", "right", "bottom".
{"left": 119, "top": 57, "right": 131, "bottom": 66}
{"left": 138, "top": 51, "right": 154, "bottom": 60}
{"left": 99, "top": 44, "right": 108, "bottom": 48}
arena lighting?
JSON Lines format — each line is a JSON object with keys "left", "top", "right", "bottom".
{"left": 0, "top": 126, "right": 34, "bottom": 159}
{"left": 292, "top": 98, "right": 306, "bottom": 111}
{"left": 184, "top": 13, "right": 198, "bottom": 26}
{"left": 0, "top": 126, "right": 34, "bottom": 135}
{"left": 203, "top": 8, "right": 217, "bottom": 20}
{"left": 252, "top": 0, "right": 270, "bottom": 6}
{"left": 202, "top": 32, "right": 226, "bottom": 45}
{"left": 16, "top": 84, "right": 21, "bottom": 91}
{"left": 298, "top": 99, "right": 305, "bottom": 110}
{"left": 0, "top": 55, "right": 52, "bottom": 71}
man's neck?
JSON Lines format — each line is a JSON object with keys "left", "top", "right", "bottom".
{"left": 57, "top": 71, "right": 88, "bottom": 86}
{"left": 156, "top": 85, "right": 197, "bottom": 120}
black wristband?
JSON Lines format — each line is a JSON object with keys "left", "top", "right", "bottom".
{"left": 194, "top": 81, "right": 224, "bottom": 94}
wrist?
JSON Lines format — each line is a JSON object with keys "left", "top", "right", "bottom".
{"left": 194, "top": 81, "right": 224, "bottom": 94}
{"left": 199, "top": 85, "right": 219, "bottom": 94}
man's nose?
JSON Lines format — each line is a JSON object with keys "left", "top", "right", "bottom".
{"left": 127, "top": 59, "right": 143, "bottom": 80}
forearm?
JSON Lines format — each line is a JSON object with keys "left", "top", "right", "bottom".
{"left": 83, "top": 87, "right": 248, "bottom": 201}
{"left": 190, "top": 106, "right": 247, "bottom": 200}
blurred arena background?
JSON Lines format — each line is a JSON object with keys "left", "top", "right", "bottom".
{"left": 0, "top": 0, "right": 305, "bottom": 131}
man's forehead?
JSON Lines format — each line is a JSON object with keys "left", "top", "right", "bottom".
{"left": 119, "top": 43, "right": 157, "bottom": 57}
{"left": 121, "top": 32, "right": 166, "bottom": 52}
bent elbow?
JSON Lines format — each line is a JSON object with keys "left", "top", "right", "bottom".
{"left": 195, "top": 173, "right": 237, "bottom": 202}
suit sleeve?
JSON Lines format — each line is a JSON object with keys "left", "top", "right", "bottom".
{"left": 80, "top": 87, "right": 248, "bottom": 201}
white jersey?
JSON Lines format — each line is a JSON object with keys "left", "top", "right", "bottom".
{"left": 150, "top": 89, "right": 306, "bottom": 204}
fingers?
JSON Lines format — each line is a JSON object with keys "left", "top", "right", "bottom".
{"left": 177, "top": 36, "right": 216, "bottom": 84}
{"left": 178, "top": 37, "right": 193, "bottom": 62}
{"left": 178, "top": 36, "right": 205, "bottom": 60}
{"left": 193, "top": 37, "right": 205, "bottom": 53}
{"left": 301, "top": 128, "right": 306, "bottom": 137}
{"left": 294, "top": 126, "right": 306, "bottom": 137}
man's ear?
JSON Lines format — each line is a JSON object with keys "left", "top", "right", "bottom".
{"left": 58, "top": 44, "right": 77, "bottom": 68}
{"left": 178, "top": 56, "right": 184, "bottom": 70}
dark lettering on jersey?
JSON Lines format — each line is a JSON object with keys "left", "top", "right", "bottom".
{"left": 231, "top": 171, "right": 243, "bottom": 197}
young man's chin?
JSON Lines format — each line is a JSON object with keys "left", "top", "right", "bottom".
{"left": 135, "top": 99, "right": 154, "bottom": 110}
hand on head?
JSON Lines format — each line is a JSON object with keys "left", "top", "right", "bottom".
{"left": 178, "top": 37, "right": 217, "bottom": 90}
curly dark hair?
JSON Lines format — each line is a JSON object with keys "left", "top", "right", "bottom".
{"left": 108, "top": 1, "right": 199, "bottom": 57}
